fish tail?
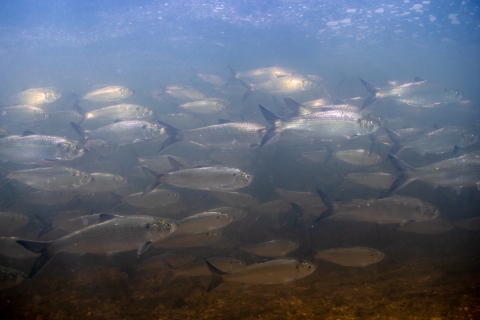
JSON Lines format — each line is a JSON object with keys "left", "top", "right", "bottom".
{"left": 167, "top": 156, "right": 184, "bottom": 170}
{"left": 314, "top": 188, "right": 336, "bottom": 223}
{"left": 359, "top": 78, "right": 381, "bottom": 110}
{"left": 225, "top": 65, "right": 238, "bottom": 88}
{"left": 74, "top": 104, "right": 86, "bottom": 125}
{"left": 70, "top": 122, "right": 89, "bottom": 144}
{"left": 384, "top": 128, "right": 405, "bottom": 154}
{"left": 141, "top": 166, "right": 162, "bottom": 196}
{"left": 157, "top": 120, "right": 181, "bottom": 152}
{"left": 388, "top": 153, "right": 416, "bottom": 193}
{"left": 205, "top": 259, "right": 227, "bottom": 292}
{"left": 238, "top": 79, "right": 253, "bottom": 101}
{"left": 35, "top": 215, "right": 54, "bottom": 238}
{"left": 283, "top": 97, "right": 309, "bottom": 117}
{"left": 16, "top": 239, "right": 52, "bottom": 278}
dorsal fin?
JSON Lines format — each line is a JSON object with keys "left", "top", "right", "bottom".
{"left": 218, "top": 119, "right": 234, "bottom": 124}
{"left": 414, "top": 76, "right": 425, "bottom": 82}
{"left": 22, "top": 131, "right": 37, "bottom": 137}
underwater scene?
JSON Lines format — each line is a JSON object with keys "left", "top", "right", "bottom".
{"left": 0, "top": 0, "right": 479, "bottom": 319}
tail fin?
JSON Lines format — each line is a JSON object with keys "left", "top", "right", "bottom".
{"left": 359, "top": 78, "right": 381, "bottom": 110}
{"left": 157, "top": 120, "right": 181, "bottom": 152}
{"left": 70, "top": 122, "right": 88, "bottom": 144}
{"left": 258, "top": 105, "right": 283, "bottom": 147}
{"left": 205, "top": 259, "right": 227, "bottom": 292}
{"left": 258, "top": 105, "right": 282, "bottom": 126}
{"left": 35, "top": 215, "right": 54, "bottom": 238}
{"left": 141, "top": 166, "right": 162, "bottom": 196}
{"left": 238, "top": 79, "right": 253, "bottom": 101}
{"left": 16, "top": 240, "right": 52, "bottom": 278}
{"left": 385, "top": 128, "right": 405, "bottom": 154}
{"left": 167, "top": 156, "right": 185, "bottom": 170}
{"left": 284, "top": 97, "right": 309, "bottom": 116}
{"left": 388, "top": 153, "right": 416, "bottom": 193}
{"left": 74, "top": 104, "right": 86, "bottom": 125}
{"left": 225, "top": 65, "right": 238, "bottom": 88}
{"left": 314, "top": 188, "right": 336, "bottom": 223}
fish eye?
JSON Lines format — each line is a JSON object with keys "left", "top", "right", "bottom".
{"left": 8, "top": 273, "right": 16, "bottom": 279}
{"left": 233, "top": 173, "right": 236, "bottom": 176}
{"left": 246, "top": 175, "right": 250, "bottom": 179}
{"left": 84, "top": 174, "right": 89, "bottom": 178}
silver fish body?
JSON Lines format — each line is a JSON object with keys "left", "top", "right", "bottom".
{"left": 179, "top": 98, "right": 228, "bottom": 114}
{"left": 230, "top": 66, "right": 295, "bottom": 84}
{"left": 81, "top": 86, "right": 133, "bottom": 102}
{"left": 121, "top": 189, "right": 180, "bottom": 209}
{"left": 315, "top": 247, "right": 385, "bottom": 267}
{"left": 346, "top": 172, "right": 396, "bottom": 190}
{"left": 10, "top": 88, "right": 62, "bottom": 105}
{"left": 80, "top": 104, "right": 153, "bottom": 128}
{"left": 0, "top": 134, "right": 86, "bottom": 164}
{"left": 176, "top": 211, "right": 234, "bottom": 235}
{"left": 0, "top": 105, "right": 49, "bottom": 123}
{"left": 0, "top": 265, "right": 26, "bottom": 290}
{"left": 7, "top": 167, "right": 94, "bottom": 191}
{"left": 240, "top": 240, "right": 299, "bottom": 257}
{"left": 153, "top": 231, "right": 222, "bottom": 248}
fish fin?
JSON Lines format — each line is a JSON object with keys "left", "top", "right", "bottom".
{"left": 385, "top": 128, "right": 404, "bottom": 144}
{"left": 414, "top": 77, "right": 425, "bottom": 82}
{"left": 205, "top": 259, "right": 226, "bottom": 292}
{"left": 16, "top": 240, "right": 52, "bottom": 278}
{"left": 35, "top": 215, "right": 53, "bottom": 238}
{"left": 258, "top": 105, "right": 282, "bottom": 126}
{"left": 21, "top": 130, "right": 37, "bottom": 137}
{"left": 400, "top": 220, "right": 415, "bottom": 227}
{"left": 142, "top": 181, "right": 161, "bottom": 196}
{"left": 314, "top": 188, "right": 336, "bottom": 223}
{"left": 158, "top": 136, "right": 178, "bottom": 153}
{"left": 137, "top": 241, "right": 153, "bottom": 257}
{"left": 218, "top": 119, "right": 234, "bottom": 124}
{"left": 225, "top": 65, "right": 238, "bottom": 88}
{"left": 157, "top": 120, "right": 181, "bottom": 136}
{"left": 388, "top": 153, "right": 416, "bottom": 193}
{"left": 167, "top": 156, "right": 184, "bottom": 169}
{"left": 260, "top": 127, "right": 281, "bottom": 147}
{"left": 98, "top": 213, "right": 117, "bottom": 224}
{"left": 242, "top": 88, "right": 253, "bottom": 102}
{"left": 159, "top": 258, "right": 175, "bottom": 283}
{"left": 452, "top": 145, "right": 466, "bottom": 158}
{"left": 451, "top": 187, "right": 462, "bottom": 196}
{"left": 324, "top": 146, "right": 334, "bottom": 163}
{"left": 283, "top": 97, "right": 305, "bottom": 117}
{"left": 359, "top": 78, "right": 381, "bottom": 93}
{"left": 70, "top": 122, "right": 88, "bottom": 144}
{"left": 290, "top": 202, "right": 304, "bottom": 217}
{"left": 142, "top": 166, "right": 160, "bottom": 179}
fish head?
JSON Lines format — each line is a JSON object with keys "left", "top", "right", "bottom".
{"left": 301, "top": 79, "right": 317, "bottom": 91}
{"left": 414, "top": 204, "right": 441, "bottom": 222}
{"left": 369, "top": 250, "right": 386, "bottom": 263}
{"left": 233, "top": 171, "right": 255, "bottom": 187}
{"left": 145, "top": 124, "right": 165, "bottom": 138}
{"left": 219, "top": 212, "right": 235, "bottom": 223}
{"left": 461, "top": 132, "right": 478, "bottom": 147}
{"left": 44, "top": 88, "right": 62, "bottom": 103}
{"left": 445, "top": 88, "right": 462, "bottom": 102}
{"left": 297, "top": 260, "right": 317, "bottom": 277}
{"left": 287, "top": 241, "right": 300, "bottom": 252}
{"left": 61, "top": 141, "right": 87, "bottom": 160}
{"left": 110, "top": 174, "right": 128, "bottom": 188}
{"left": 75, "top": 171, "right": 94, "bottom": 186}
{"left": 120, "top": 87, "right": 134, "bottom": 99}
{"left": 137, "top": 106, "right": 154, "bottom": 118}
{"left": 33, "top": 107, "right": 49, "bottom": 120}
{"left": 0, "top": 268, "right": 26, "bottom": 288}
{"left": 149, "top": 218, "right": 179, "bottom": 240}
{"left": 358, "top": 117, "right": 381, "bottom": 134}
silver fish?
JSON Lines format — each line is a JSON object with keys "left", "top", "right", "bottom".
{"left": 360, "top": 77, "right": 462, "bottom": 109}
{"left": 158, "top": 120, "right": 266, "bottom": 151}
{"left": 7, "top": 167, "right": 94, "bottom": 191}
{"left": 121, "top": 189, "right": 180, "bottom": 209}
{"left": 346, "top": 172, "right": 396, "bottom": 190}
{"left": 454, "top": 216, "right": 480, "bottom": 231}
{"left": 10, "top": 87, "right": 62, "bottom": 105}
{"left": 252, "top": 199, "right": 292, "bottom": 215}
{"left": 240, "top": 240, "right": 299, "bottom": 257}
{"left": 153, "top": 231, "right": 222, "bottom": 248}
{"left": 78, "top": 104, "right": 153, "bottom": 128}
{"left": 142, "top": 164, "right": 254, "bottom": 194}
{"left": 73, "top": 172, "right": 127, "bottom": 194}
{"left": 207, "top": 207, "right": 246, "bottom": 221}
{"left": 161, "top": 86, "right": 205, "bottom": 101}
{"left": 71, "top": 120, "right": 164, "bottom": 146}
{"left": 17, "top": 214, "right": 178, "bottom": 277}
{"left": 386, "top": 126, "right": 478, "bottom": 155}
{"left": 179, "top": 98, "right": 228, "bottom": 114}
{"left": 176, "top": 211, "right": 234, "bottom": 235}
{"left": 206, "top": 258, "right": 316, "bottom": 291}
{"left": 0, "top": 132, "right": 87, "bottom": 164}
{"left": 241, "top": 76, "right": 316, "bottom": 101}
{"left": 166, "top": 257, "right": 246, "bottom": 279}
{"left": 316, "top": 189, "right": 440, "bottom": 225}
{"left": 0, "top": 105, "right": 49, "bottom": 123}
{"left": 227, "top": 66, "right": 295, "bottom": 85}
{"left": 315, "top": 247, "right": 385, "bottom": 267}
{"left": 388, "top": 152, "right": 480, "bottom": 193}
{"left": 333, "top": 149, "right": 383, "bottom": 166}
{"left": 259, "top": 105, "right": 381, "bottom": 146}
{"left": 157, "top": 113, "right": 206, "bottom": 130}
{"left": 136, "top": 155, "right": 187, "bottom": 173}
{"left": 0, "top": 265, "right": 26, "bottom": 290}
{"left": 35, "top": 213, "right": 109, "bottom": 237}
{"left": 81, "top": 86, "right": 134, "bottom": 102}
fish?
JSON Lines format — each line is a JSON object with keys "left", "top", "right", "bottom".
{"left": 385, "top": 126, "right": 478, "bottom": 155}
{"left": 0, "top": 265, "right": 26, "bottom": 290}
{"left": 397, "top": 217, "right": 454, "bottom": 234}
{"left": 10, "top": 88, "right": 62, "bottom": 105}
{"left": 314, "top": 247, "right": 385, "bottom": 267}
{"left": 70, "top": 120, "right": 164, "bottom": 146}
{"left": 388, "top": 151, "right": 480, "bottom": 193}
{"left": 35, "top": 213, "right": 111, "bottom": 237}
{"left": 240, "top": 76, "right": 317, "bottom": 101}
{"left": 72, "top": 172, "right": 127, "bottom": 194}
{"left": 137, "top": 252, "right": 195, "bottom": 270}
{"left": 178, "top": 98, "right": 228, "bottom": 114}
{"left": 240, "top": 240, "right": 299, "bottom": 257}
{"left": 332, "top": 149, "right": 383, "bottom": 166}
{"left": 453, "top": 216, "right": 480, "bottom": 231}
{"left": 176, "top": 211, "right": 235, "bottom": 235}
{"left": 375, "top": 127, "right": 437, "bottom": 146}
{"left": 157, "top": 113, "right": 206, "bottom": 130}
{"left": 359, "top": 77, "right": 462, "bottom": 110}
{"left": 76, "top": 104, "right": 153, "bottom": 128}
{"left": 259, "top": 105, "right": 381, "bottom": 146}
{"left": 17, "top": 214, "right": 178, "bottom": 277}
{"left": 0, "top": 237, "right": 40, "bottom": 259}
{"left": 0, "top": 131, "right": 87, "bottom": 164}
{"left": 207, "top": 207, "right": 246, "bottom": 221}
{"left": 0, "top": 105, "right": 49, "bottom": 124}
{"left": 48, "top": 111, "right": 84, "bottom": 123}
{"left": 205, "top": 258, "right": 316, "bottom": 291}
{"left": 210, "top": 191, "right": 259, "bottom": 207}
{"left": 315, "top": 189, "right": 440, "bottom": 225}
{"left": 136, "top": 155, "right": 187, "bottom": 173}
{"left": 226, "top": 66, "right": 295, "bottom": 86}
{"left": 274, "top": 189, "right": 325, "bottom": 207}
{"left": 7, "top": 167, "right": 94, "bottom": 191}
{"left": 346, "top": 172, "right": 396, "bottom": 190}
{"left": 158, "top": 120, "right": 266, "bottom": 151}
{"left": 141, "top": 161, "right": 254, "bottom": 195}
{"left": 0, "top": 212, "right": 29, "bottom": 236}
{"left": 81, "top": 86, "right": 134, "bottom": 102}
{"left": 153, "top": 231, "right": 222, "bottom": 248}
{"left": 163, "top": 86, "right": 205, "bottom": 101}
{"left": 164, "top": 257, "right": 246, "bottom": 280}
{"left": 284, "top": 96, "right": 360, "bottom": 116}
{"left": 252, "top": 199, "right": 292, "bottom": 215}
{"left": 120, "top": 188, "right": 180, "bottom": 209}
